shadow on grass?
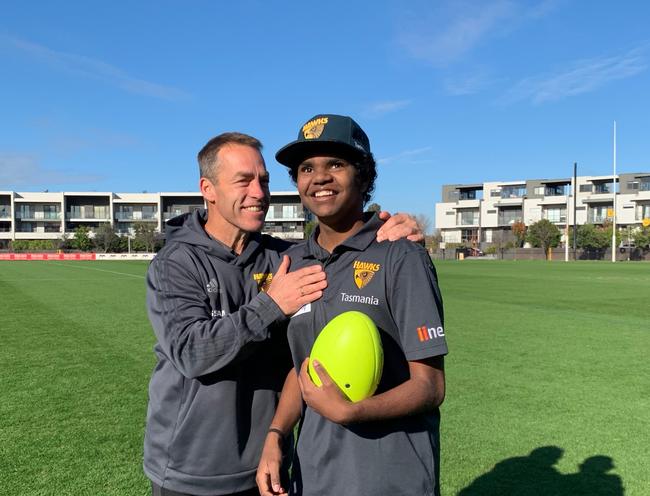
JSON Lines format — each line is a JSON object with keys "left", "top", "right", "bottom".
{"left": 457, "top": 446, "right": 624, "bottom": 495}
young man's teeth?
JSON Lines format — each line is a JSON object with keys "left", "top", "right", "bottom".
{"left": 244, "top": 206, "right": 261, "bottom": 211}
{"left": 315, "top": 190, "right": 334, "bottom": 197}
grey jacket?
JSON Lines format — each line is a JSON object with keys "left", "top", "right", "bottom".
{"left": 143, "top": 210, "right": 291, "bottom": 495}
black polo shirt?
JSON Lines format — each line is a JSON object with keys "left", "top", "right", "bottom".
{"left": 284, "top": 213, "right": 447, "bottom": 496}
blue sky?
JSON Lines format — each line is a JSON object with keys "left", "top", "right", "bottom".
{"left": 1, "top": 1, "right": 649, "bottom": 226}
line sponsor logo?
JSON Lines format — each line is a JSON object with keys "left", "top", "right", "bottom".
{"left": 417, "top": 325, "right": 445, "bottom": 342}
{"left": 340, "top": 292, "right": 379, "bottom": 306}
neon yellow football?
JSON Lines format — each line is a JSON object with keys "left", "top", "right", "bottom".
{"left": 308, "top": 311, "right": 384, "bottom": 402}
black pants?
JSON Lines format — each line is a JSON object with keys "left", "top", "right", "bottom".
{"left": 151, "top": 482, "right": 260, "bottom": 496}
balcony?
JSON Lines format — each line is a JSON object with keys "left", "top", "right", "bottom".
{"left": 500, "top": 186, "right": 526, "bottom": 199}
{"left": 588, "top": 214, "right": 608, "bottom": 223}
{"left": 66, "top": 212, "right": 110, "bottom": 221}
{"left": 16, "top": 212, "right": 62, "bottom": 221}
{"left": 544, "top": 186, "right": 567, "bottom": 196}
{"left": 115, "top": 213, "right": 158, "bottom": 221}
{"left": 593, "top": 184, "right": 613, "bottom": 194}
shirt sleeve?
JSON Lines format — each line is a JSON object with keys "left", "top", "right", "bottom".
{"left": 387, "top": 246, "right": 448, "bottom": 361}
{"left": 146, "top": 251, "right": 285, "bottom": 379}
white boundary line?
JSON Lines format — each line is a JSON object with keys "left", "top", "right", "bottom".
{"left": 48, "top": 261, "right": 146, "bottom": 279}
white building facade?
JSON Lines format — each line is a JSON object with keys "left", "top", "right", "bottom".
{"left": 0, "top": 190, "right": 309, "bottom": 248}
{"left": 435, "top": 172, "right": 650, "bottom": 246}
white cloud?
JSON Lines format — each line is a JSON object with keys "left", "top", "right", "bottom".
{"left": 444, "top": 72, "right": 501, "bottom": 95}
{"left": 0, "top": 154, "right": 103, "bottom": 187}
{"left": 362, "top": 99, "right": 412, "bottom": 118}
{"left": 397, "top": 0, "right": 560, "bottom": 66}
{"left": 6, "top": 36, "right": 190, "bottom": 101}
{"left": 378, "top": 146, "right": 433, "bottom": 165}
{"left": 501, "top": 46, "right": 648, "bottom": 104}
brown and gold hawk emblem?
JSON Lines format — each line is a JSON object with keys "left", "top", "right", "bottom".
{"left": 352, "top": 260, "right": 381, "bottom": 289}
{"left": 253, "top": 273, "right": 273, "bottom": 292}
{"left": 302, "top": 116, "right": 329, "bottom": 139}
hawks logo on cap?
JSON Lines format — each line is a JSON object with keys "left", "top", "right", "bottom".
{"left": 253, "top": 273, "right": 273, "bottom": 292}
{"left": 353, "top": 260, "right": 381, "bottom": 289}
{"left": 302, "top": 117, "right": 329, "bottom": 139}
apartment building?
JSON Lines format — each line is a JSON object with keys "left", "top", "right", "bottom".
{"left": 435, "top": 172, "right": 650, "bottom": 246}
{"left": 0, "top": 190, "right": 309, "bottom": 248}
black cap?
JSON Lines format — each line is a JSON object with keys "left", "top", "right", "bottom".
{"left": 276, "top": 114, "right": 371, "bottom": 168}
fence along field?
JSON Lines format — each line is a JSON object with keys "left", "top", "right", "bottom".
{"left": 1, "top": 260, "right": 648, "bottom": 495}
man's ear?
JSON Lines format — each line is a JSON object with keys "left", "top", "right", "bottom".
{"left": 200, "top": 176, "right": 217, "bottom": 204}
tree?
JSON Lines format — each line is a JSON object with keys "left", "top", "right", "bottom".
{"left": 511, "top": 220, "right": 527, "bottom": 248}
{"left": 632, "top": 226, "right": 650, "bottom": 250}
{"left": 576, "top": 224, "right": 610, "bottom": 251}
{"left": 56, "top": 233, "right": 71, "bottom": 251}
{"left": 427, "top": 229, "right": 443, "bottom": 253}
{"left": 304, "top": 220, "right": 318, "bottom": 238}
{"left": 110, "top": 236, "right": 129, "bottom": 253}
{"left": 491, "top": 229, "right": 515, "bottom": 259}
{"left": 414, "top": 214, "right": 432, "bottom": 236}
{"left": 73, "top": 226, "right": 94, "bottom": 252}
{"left": 133, "top": 221, "right": 158, "bottom": 253}
{"left": 366, "top": 203, "right": 381, "bottom": 213}
{"left": 526, "top": 219, "right": 561, "bottom": 258}
{"left": 94, "top": 223, "right": 118, "bottom": 253}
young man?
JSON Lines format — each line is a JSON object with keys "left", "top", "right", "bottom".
{"left": 257, "top": 115, "right": 447, "bottom": 496}
{"left": 144, "top": 132, "right": 423, "bottom": 496}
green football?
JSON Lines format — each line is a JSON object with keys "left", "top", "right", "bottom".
{"left": 308, "top": 311, "right": 384, "bottom": 402}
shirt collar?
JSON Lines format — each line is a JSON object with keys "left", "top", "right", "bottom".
{"left": 305, "top": 212, "right": 381, "bottom": 260}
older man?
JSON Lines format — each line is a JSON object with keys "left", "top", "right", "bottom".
{"left": 144, "top": 132, "right": 421, "bottom": 496}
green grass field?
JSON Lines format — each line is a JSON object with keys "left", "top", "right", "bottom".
{"left": 1, "top": 260, "right": 648, "bottom": 495}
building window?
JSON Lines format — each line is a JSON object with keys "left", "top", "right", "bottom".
{"left": 142, "top": 205, "right": 157, "bottom": 220}
{"left": 498, "top": 207, "right": 523, "bottom": 225}
{"left": 543, "top": 207, "right": 567, "bottom": 223}
{"left": 640, "top": 179, "right": 650, "bottom": 191}
{"left": 594, "top": 183, "right": 612, "bottom": 194}
{"left": 627, "top": 181, "right": 639, "bottom": 190}
{"left": 589, "top": 204, "right": 612, "bottom": 223}
{"left": 579, "top": 184, "right": 592, "bottom": 193}
{"left": 637, "top": 203, "right": 650, "bottom": 220}
{"left": 461, "top": 229, "right": 479, "bottom": 243}
{"left": 17, "top": 205, "right": 34, "bottom": 220}
{"left": 545, "top": 184, "right": 567, "bottom": 196}
{"left": 533, "top": 186, "right": 545, "bottom": 195}
{"left": 490, "top": 190, "right": 501, "bottom": 197}
{"left": 457, "top": 209, "right": 479, "bottom": 226}
{"left": 459, "top": 190, "right": 482, "bottom": 200}
{"left": 43, "top": 205, "right": 60, "bottom": 219}
{"left": 94, "top": 205, "right": 108, "bottom": 219}
{"left": 500, "top": 186, "right": 526, "bottom": 199}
